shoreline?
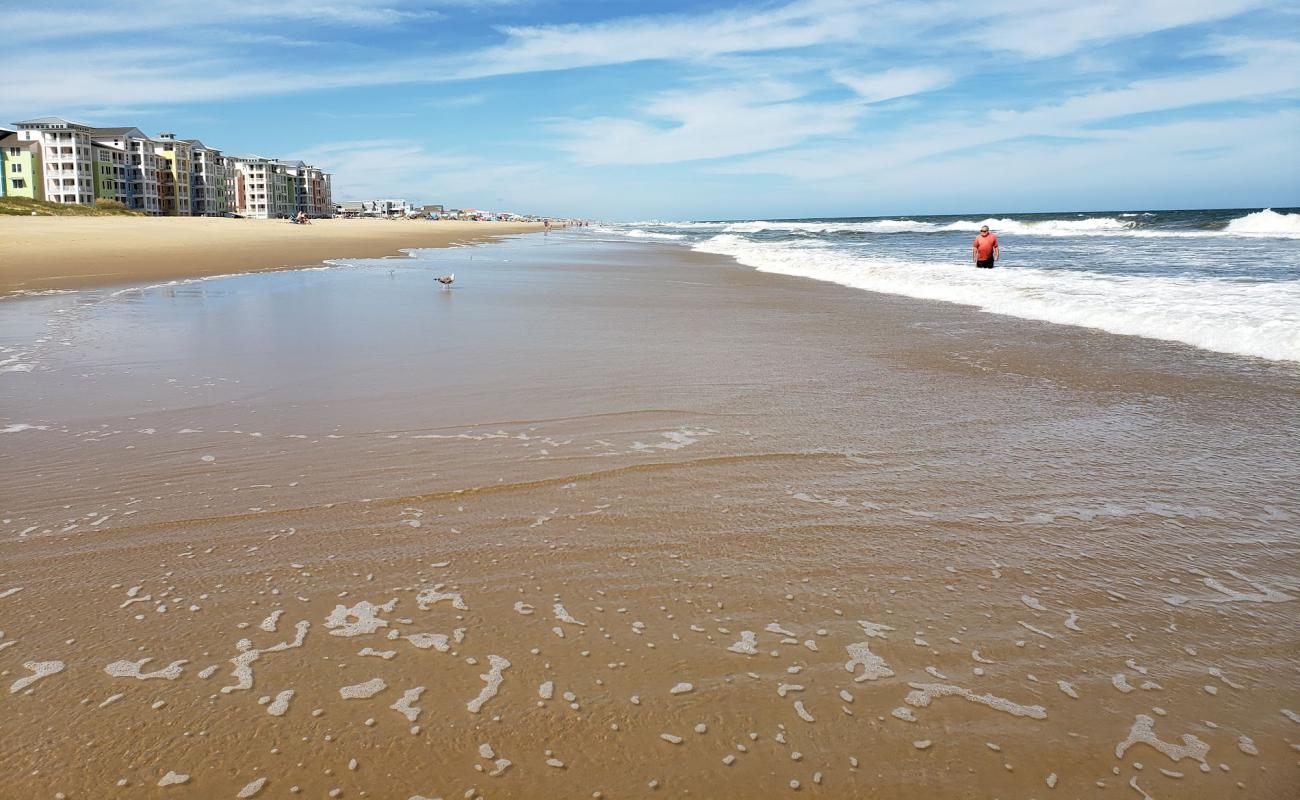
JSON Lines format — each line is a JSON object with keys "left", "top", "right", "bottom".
{"left": 0, "top": 216, "right": 544, "bottom": 296}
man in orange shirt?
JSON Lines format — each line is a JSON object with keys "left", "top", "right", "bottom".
{"left": 973, "top": 224, "right": 999, "bottom": 268}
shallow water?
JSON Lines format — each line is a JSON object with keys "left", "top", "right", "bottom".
{"left": 1, "top": 233, "right": 1297, "bottom": 798}
{"left": 601, "top": 208, "right": 1300, "bottom": 362}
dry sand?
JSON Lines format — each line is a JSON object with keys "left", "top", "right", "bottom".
{"left": 0, "top": 216, "right": 542, "bottom": 295}
{"left": 1, "top": 233, "right": 1297, "bottom": 798}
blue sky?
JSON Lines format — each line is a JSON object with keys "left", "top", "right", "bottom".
{"left": 3, "top": 0, "right": 1297, "bottom": 219}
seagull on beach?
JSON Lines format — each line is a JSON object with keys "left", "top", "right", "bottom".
{"left": 435, "top": 273, "right": 455, "bottom": 288}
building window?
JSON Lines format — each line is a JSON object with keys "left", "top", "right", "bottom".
{"left": 12, "top": 179, "right": 25, "bottom": 189}
{"left": 10, "top": 164, "right": 20, "bottom": 173}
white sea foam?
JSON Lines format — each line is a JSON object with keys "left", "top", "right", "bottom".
{"left": 1, "top": 424, "right": 48, "bottom": 434}
{"left": 711, "top": 217, "right": 1136, "bottom": 236}
{"left": 416, "top": 585, "right": 468, "bottom": 611}
{"left": 267, "top": 689, "right": 294, "bottom": 716}
{"left": 727, "top": 631, "right": 759, "bottom": 654}
{"left": 340, "top": 677, "right": 387, "bottom": 699}
{"left": 621, "top": 228, "right": 687, "bottom": 241}
{"left": 104, "top": 658, "right": 187, "bottom": 680}
{"left": 1115, "top": 714, "right": 1210, "bottom": 769}
{"left": 10, "top": 660, "right": 64, "bottom": 693}
{"left": 390, "top": 687, "right": 425, "bottom": 722}
{"left": 466, "top": 655, "right": 510, "bottom": 713}
{"left": 905, "top": 682, "right": 1047, "bottom": 719}
{"left": 325, "top": 599, "right": 397, "bottom": 636}
{"left": 723, "top": 219, "right": 941, "bottom": 234}
{"left": 1224, "top": 208, "right": 1300, "bottom": 238}
{"left": 844, "top": 641, "right": 893, "bottom": 682}
{"left": 1, "top": 288, "right": 77, "bottom": 301}
{"left": 694, "top": 235, "right": 1300, "bottom": 362}
{"left": 940, "top": 217, "right": 1133, "bottom": 235}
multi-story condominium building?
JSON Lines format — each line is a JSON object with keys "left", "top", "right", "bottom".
{"left": 271, "top": 162, "right": 295, "bottom": 218}
{"left": 230, "top": 155, "right": 271, "bottom": 218}
{"left": 90, "top": 127, "right": 163, "bottom": 215}
{"left": 220, "top": 156, "right": 239, "bottom": 215}
{"left": 230, "top": 155, "right": 297, "bottom": 219}
{"left": 305, "top": 166, "right": 333, "bottom": 217}
{"left": 185, "top": 139, "right": 228, "bottom": 217}
{"left": 274, "top": 159, "right": 306, "bottom": 216}
{"left": 15, "top": 117, "right": 95, "bottom": 205}
{"left": 91, "top": 141, "right": 129, "bottom": 205}
{"left": 6, "top": 116, "right": 333, "bottom": 215}
{"left": 154, "top": 133, "right": 193, "bottom": 216}
{"left": 1, "top": 131, "right": 43, "bottom": 200}
{"left": 0, "top": 126, "right": 12, "bottom": 197}
{"left": 272, "top": 160, "right": 331, "bottom": 218}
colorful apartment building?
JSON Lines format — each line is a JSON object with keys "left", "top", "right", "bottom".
{"left": 1, "top": 131, "right": 43, "bottom": 200}
{"left": 92, "top": 141, "right": 129, "bottom": 204}
{"left": 90, "top": 127, "right": 163, "bottom": 215}
{"left": 230, "top": 155, "right": 297, "bottom": 219}
{"left": 221, "top": 156, "right": 239, "bottom": 215}
{"left": 185, "top": 139, "right": 228, "bottom": 216}
{"left": 7, "top": 116, "right": 334, "bottom": 217}
{"left": 275, "top": 159, "right": 306, "bottom": 218}
{"left": 15, "top": 117, "right": 95, "bottom": 205}
{"left": 154, "top": 133, "right": 193, "bottom": 216}
{"left": 305, "top": 165, "right": 333, "bottom": 218}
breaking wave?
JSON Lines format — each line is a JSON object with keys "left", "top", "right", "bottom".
{"left": 692, "top": 234, "right": 1300, "bottom": 363}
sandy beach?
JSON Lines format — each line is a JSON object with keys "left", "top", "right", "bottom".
{"left": 1, "top": 231, "right": 1297, "bottom": 798}
{"left": 0, "top": 216, "right": 543, "bottom": 296}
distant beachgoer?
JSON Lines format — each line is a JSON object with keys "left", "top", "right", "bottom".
{"left": 973, "top": 225, "right": 999, "bottom": 268}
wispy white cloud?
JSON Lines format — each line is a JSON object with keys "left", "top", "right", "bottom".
{"left": 2, "top": 0, "right": 457, "bottom": 43}
{"left": 718, "top": 42, "right": 1300, "bottom": 180}
{"left": 451, "top": 0, "right": 878, "bottom": 79}
{"left": 831, "top": 67, "right": 954, "bottom": 103}
{"left": 965, "top": 0, "right": 1271, "bottom": 58}
{"left": 551, "top": 81, "right": 862, "bottom": 165}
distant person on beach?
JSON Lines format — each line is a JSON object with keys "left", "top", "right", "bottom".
{"left": 973, "top": 225, "right": 999, "bottom": 268}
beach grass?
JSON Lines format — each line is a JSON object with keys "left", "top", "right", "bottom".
{"left": 0, "top": 196, "right": 146, "bottom": 216}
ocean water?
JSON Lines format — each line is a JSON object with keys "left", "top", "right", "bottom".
{"left": 595, "top": 208, "right": 1300, "bottom": 363}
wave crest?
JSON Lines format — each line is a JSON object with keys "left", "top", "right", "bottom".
{"left": 715, "top": 217, "right": 1137, "bottom": 236}
{"left": 1224, "top": 208, "right": 1300, "bottom": 238}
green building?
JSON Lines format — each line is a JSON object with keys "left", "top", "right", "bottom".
{"left": 1, "top": 132, "right": 44, "bottom": 200}
{"left": 92, "top": 142, "right": 128, "bottom": 203}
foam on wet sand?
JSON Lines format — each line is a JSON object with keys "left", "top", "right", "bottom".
{"left": 10, "top": 660, "right": 65, "bottom": 693}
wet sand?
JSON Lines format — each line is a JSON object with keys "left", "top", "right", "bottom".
{"left": 1, "top": 232, "right": 1298, "bottom": 798}
{"left": 0, "top": 216, "right": 542, "bottom": 296}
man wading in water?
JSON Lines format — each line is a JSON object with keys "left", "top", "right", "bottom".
{"left": 973, "top": 224, "right": 999, "bottom": 268}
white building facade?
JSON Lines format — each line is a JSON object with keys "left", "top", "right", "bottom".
{"left": 186, "top": 139, "right": 227, "bottom": 216}
{"left": 16, "top": 117, "right": 94, "bottom": 205}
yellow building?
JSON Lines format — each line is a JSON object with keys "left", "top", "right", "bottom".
{"left": 155, "top": 132, "right": 192, "bottom": 216}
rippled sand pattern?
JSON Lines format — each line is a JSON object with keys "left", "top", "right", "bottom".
{"left": 1, "top": 234, "right": 1297, "bottom": 797}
